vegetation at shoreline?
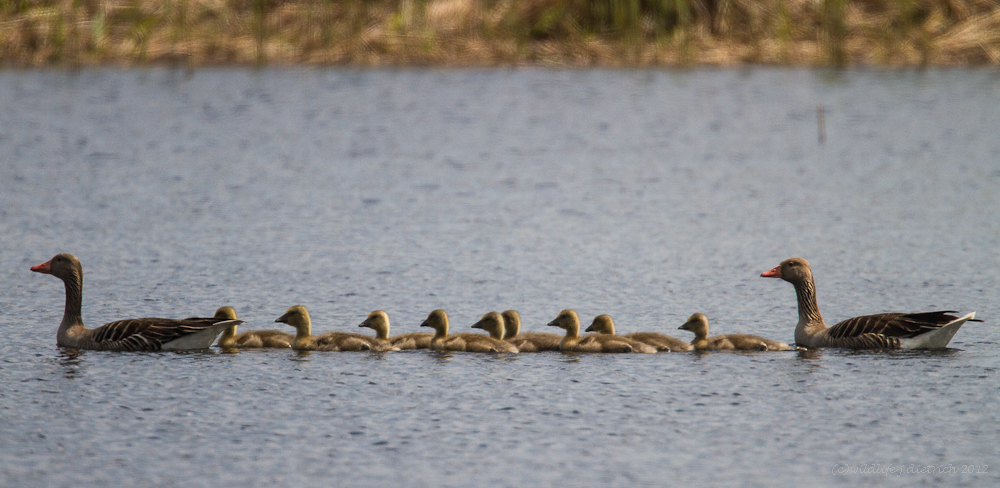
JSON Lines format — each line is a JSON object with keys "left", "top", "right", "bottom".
{"left": 1, "top": 0, "right": 998, "bottom": 67}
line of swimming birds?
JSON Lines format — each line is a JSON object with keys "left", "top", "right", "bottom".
{"left": 30, "top": 253, "right": 979, "bottom": 353}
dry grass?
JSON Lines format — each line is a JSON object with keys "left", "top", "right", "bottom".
{"left": 1, "top": 0, "right": 999, "bottom": 67}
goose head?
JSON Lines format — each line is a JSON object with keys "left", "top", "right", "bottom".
{"left": 31, "top": 253, "right": 83, "bottom": 283}
{"left": 276, "top": 305, "right": 311, "bottom": 334}
{"left": 761, "top": 257, "right": 813, "bottom": 285}
{"left": 547, "top": 309, "right": 580, "bottom": 336}
{"left": 358, "top": 310, "right": 390, "bottom": 338}
{"left": 420, "top": 309, "right": 449, "bottom": 336}
{"left": 471, "top": 311, "right": 506, "bottom": 340}
{"left": 501, "top": 310, "right": 521, "bottom": 338}
{"left": 214, "top": 306, "right": 238, "bottom": 321}
{"left": 585, "top": 314, "right": 615, "bottom": 334}
{"left": 678, "top": 313, "right": 710, "bottom": 340}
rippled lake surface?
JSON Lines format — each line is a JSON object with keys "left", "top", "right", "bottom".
{"left": 1, "top": 68, "right": 999, "bottom": 487}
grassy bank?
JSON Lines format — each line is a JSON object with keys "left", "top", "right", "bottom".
{"left": 1, "top": 0, "right": 998, "bottom": 67}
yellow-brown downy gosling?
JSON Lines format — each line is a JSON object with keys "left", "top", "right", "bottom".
{"left": 501, "top": 310, "right": 562, "bottom": 352}
{"left": 420, "top": 309, "right": 517, "bottom": 353}
{"left": 678, "top": 313, "right": 793, "bottom": 351}
{"left": 357, "top": 310, "right": 433, "bottom": 349}
{"left": 547, "top": 309, "right": 655, "bottom": 353}
{"left": 216, "top": 306, "right": 294, "bottom": 348}
{"left": 275, "top": 305, "right": 397, "bottom": 352}
{"left": 585, "top": 314, "right": 692, "bottom": 352}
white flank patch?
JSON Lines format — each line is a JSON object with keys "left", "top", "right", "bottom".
{"left": 900, "top": 312, "right": 976, "bottom": 350}
{"left": 162, "top": 320, "right": 243, "bottom": 351}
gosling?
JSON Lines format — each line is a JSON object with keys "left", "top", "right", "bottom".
{"left": 501, "top": 310, "right": 562, "bottom": 352}
{"left": 585, "top": 314, "right": 692, "bottom": 352}
{"left": 275, "top": 305, "right": 397, "bottom": 352}
{"left": 678, "top": 313, "right": 793, "bottom": 351}
{"left": 420, "top": 309, "right": 517, "bottom": 353}
{"left": 215, "top": 306, "right": 294, "bottom": 348}
{"left": 547, "top": 309, "right": 656, "bottom": 353}
{"left": 357, "top": 310, "right": 433, "bottom": 349}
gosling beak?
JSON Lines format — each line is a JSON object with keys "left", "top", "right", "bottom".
{"left": 547, "top": 319, "right": 560, "bottom": 327}
{"left": 419, "top": 320, "right": 430, "bottom": 329}
{"left": 30, "top": 259, "right": 52, "bottom": 274}
{"left": 678, "top": 322, "right": 691, "bottom": 331}
{"left": 275, "top": 313, "right": 289, "bottom": 324}
{"left": 584, "top": 324, "right": 595, "bottom": 332}
{"left": 761, "top": 265, "right": 782, "bottom": 278}
{"left": 357, "top": 320, "right": 368, "bottom": 328}
{"left": 471, "top": 320, "right": 485, "bottom": 330}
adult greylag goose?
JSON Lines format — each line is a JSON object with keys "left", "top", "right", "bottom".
{"left": 30, "top": 253, "right": 242, "bottom": 352}
{"left": 761, "top": 257, "right": 977, "bottom": 349}
{"left": 276, "top": 305, "right": 397, "bottom": 352}
{"left": 357, "top": 310, "right": 433, "bottom": 350}
{"left": 547, "top": 310, "right": 656, "bottom": 353}
{"left": 214, "top": 307, "right": 293, "bottom": 349}
{"left": 420, "top": 309, "right": 518, "bottom": 353}
{"left": 678, "top": 313, "right": 792, "bottom": 351}
{"left": 585, "top": 314, "right": 693, "bottom": 352}
{"left": 501, "top": 310, "right": 562, "bottom": 352}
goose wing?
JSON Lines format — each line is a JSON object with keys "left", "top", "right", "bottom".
{"left": 826, "top": 311, "right": 963, "bottom": 340}
{"left": 90, "top": 317, "right": 237, "bottom": 352}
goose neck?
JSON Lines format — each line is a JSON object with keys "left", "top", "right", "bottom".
{"left": 218, "top": 326, "right": 238, "bottom": 346}
{"left": 62, "top": 271, "right": 84, "bottom": 325}
{"left": 292, "top": 318, "right": 312, "bottom": 347}
{"left": 56, "top": 271, "right": 86, "bottom": 347}
{"left": 792, "top": 275, "right": 827, "bottom": 340}
{"left": 563, "top": 322, "right": 580, "bottom": 340}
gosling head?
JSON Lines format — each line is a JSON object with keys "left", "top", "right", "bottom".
{"left": 420, "top": 309, "right": 449, "bottom": 335}
{"left": 214, "top": 306, "right": 238, "bottom": 321}
{"left": 501, "top": 310, "right": 521, "bottom": 338}
{"left": 547, "top": 309, "right": 580, "bottom": 332}
{"left": 276, "top": 305, "right": 311, "bottom": 331}
{"left": 30, "top": 253, "right": 83, "bottom": 283}
{"left": 358, "top": 310, "right": 390, "bottom": 337}
{"left": 761, "top": 257, "right": 813, "bottom": 285}
{"left": 472, "top": 311, "right": 505, "bottom": 340}
{"left": 678, "top": 313, "right": 710, "bottom": 339}
{"left": 585, "top": 314, "right": 615, "bottom": 334}
{"left": 214, "top": 306, "right": 240, "bottom": 344}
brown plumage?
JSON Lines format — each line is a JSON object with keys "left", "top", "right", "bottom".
{"left": 357, "top": 310, "right": 433, "bottom": 349}
{"left": 678, "top": 313, "right": 793, "bottom": 351}
{"left": 214, "top": 307, "right": 293, "bottom": 348}
{"left": 585, "top": 314, "right": 692, "bottom": 352}
{"left": 547, "top": 310, "right": 656, "bottom": 353}
{"left": 501, "top": 310, "right": 562, "bottom": 352}
{"left": 276, "top": 305, "right": 398, "bottom": 352}
{"left": 761, "top": 257, "right": 977, "bottom": 349}
{"left": 420, "top": 309, "right": 518, "bottom": 353}
{"left": 30, "top": 253, "right": 242, "bottom": 352}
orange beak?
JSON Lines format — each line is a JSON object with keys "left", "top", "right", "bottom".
{"left": 30, "top": 260, "right": 52, "bottom": 274}
{"left": 760, "top": 265, "right": 781, "bottom": 278}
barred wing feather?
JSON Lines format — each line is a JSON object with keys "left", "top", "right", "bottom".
{"left": 826, "top": 311, "right": 962, "bottom": 341}
{"left": 90, "top": 317, "right": 235, "bottom": 352}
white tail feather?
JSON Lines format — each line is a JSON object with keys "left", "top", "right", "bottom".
{"left": 163, "top": 320, "right": 244, "bottom": 350}
{"left": 900, "top": 312, "right": 976, "bottom": 350}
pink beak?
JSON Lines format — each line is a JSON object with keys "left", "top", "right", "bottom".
{"left": 30, "top": 260, "right": 52, "bottom": 274}
{"left": 760, "top": 265, "right": 781, "bottom": 278}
